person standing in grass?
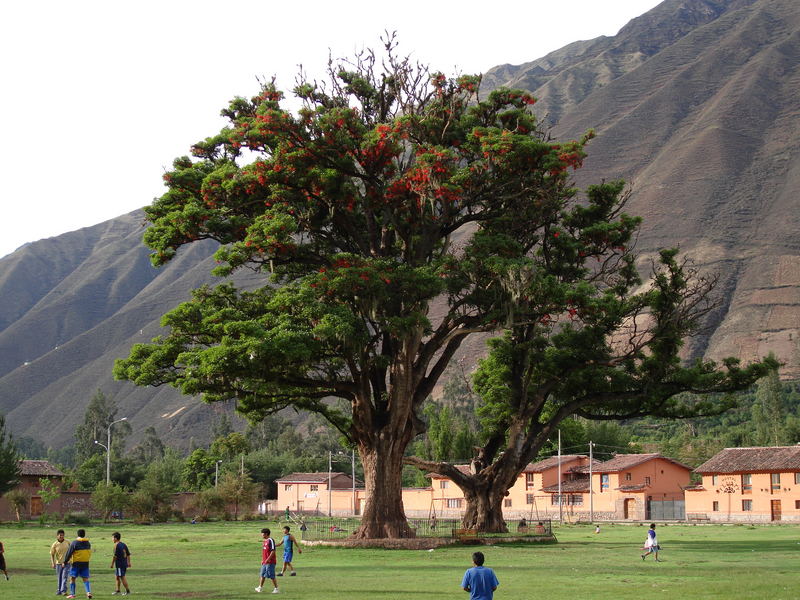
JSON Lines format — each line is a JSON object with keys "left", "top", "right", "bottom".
{"left": 276, "top": 526, "right": 302, "bottom": 577}
{"left": 0, "top": 538, "right": 9, "bottom": 580}
{"left": 51, "top": 529, "right": 71, "bottom": 594}
{"left": 641, "top": 523, "right": 661, "bottom": 562}
{"left": 63, "top": 528, "right": 92, "bottom": 599}
{"left": 461, "top": 551, "right": 499, "bottom": 600}
{"left": 255, "top": 528, "right": 279, "bottom": 594}
{"left": 109, "top": 532, "right": 131, "bottom": 595}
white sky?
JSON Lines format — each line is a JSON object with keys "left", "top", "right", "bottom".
{"left": 0, "top": 0, "right": 662, "bottom": 259}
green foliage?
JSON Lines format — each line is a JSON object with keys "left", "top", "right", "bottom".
{"left": 129, "top": 478, "right": 173, "bottom": 523}
{"left": 4, "top": 488, "right": 28, "bottom": 521}
{"left": 217, "top": 469, "right": 259, "bottom": 520}
{"left": 181, "top": 448, "right": 218, "bottom": 491}
{"left": 91, "top": 482, "right": 129, "bottom": 521}
{"left": 37, "top": 477, "right": 61, "bottom": 507}
{"left": 129, "top": 426, "right": 166, "bottom": 463}
{"left": 210, "top": 432, "right": 250, "bottom": 460}
{"left": 190, "top": 486, "right": 226, "bottom": 520}
{"left": 73, "top": 389, "right": 130, "bottom": 464}
{"left": 0, "top": 414, "right": 21, "bottom": 496}
{"left": 72, "top": 453, "right": 105, "bottom": 491}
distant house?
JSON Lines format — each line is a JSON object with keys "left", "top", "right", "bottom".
{"left": 0, "top": 459, "right": 64, "bottom": 520}
{"left": 686, "top": 446, "right": 800, "bottom": 522}
{"left": 276, "top": 472, "right": 362, "bottom": 516}
{"left": 275, "top": 452, "right": 692, "bottom": 522}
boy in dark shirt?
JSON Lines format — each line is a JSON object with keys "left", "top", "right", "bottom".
{"left": 109, "top": 532, "right": 131, "bottom": 595}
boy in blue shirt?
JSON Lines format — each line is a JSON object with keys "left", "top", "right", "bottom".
{"left": 461, "top": 551, "right": 499, "bottom": 600}
{"left": 276, "top": 526, "right": 302, "bottom": 576}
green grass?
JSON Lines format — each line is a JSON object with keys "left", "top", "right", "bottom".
{"left": 1, "top": 521, "right": 798, "bottom": 599}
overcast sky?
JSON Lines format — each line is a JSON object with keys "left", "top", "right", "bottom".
{"left": 0, "top": 0, "right": 662, "bottom": 259}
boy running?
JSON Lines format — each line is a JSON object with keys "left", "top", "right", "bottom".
{"left": 109, "top": 532, "right": 131, "bottom": 595}
{"left": 276, "top": 526, "right": 302, "bottom": 576}
{"left": 51, "top": 529, "right": 71, "bottom": 594}
{"left": 255, "top": 528, "right": 279, "bottom": 594}
{"left": 63, "top": 528, "right": 92, "bottom": 599}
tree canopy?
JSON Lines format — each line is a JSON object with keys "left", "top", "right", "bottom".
{"left": 0, "top": 414, "right": 21, "bottom": 497}
{"left": 112, "top": 38, "right": 767, "bottom": 537}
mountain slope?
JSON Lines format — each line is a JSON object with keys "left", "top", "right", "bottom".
{"left": 1, "top": 0, "right": 798, "bottom": 448}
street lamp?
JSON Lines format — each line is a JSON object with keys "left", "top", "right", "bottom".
{"left": 94, "top": 417, "right": 127, "bottom": 485}
{"left": 215, "top": 460, "right": 223, "bottom": 488}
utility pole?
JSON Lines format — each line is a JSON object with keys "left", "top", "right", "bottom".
{"left": 589, "top": 440, "right": 594, "bottom": 523}
{"left": 95, "top": 417, "right": 127, "bottom": 486}
{"left": 328, "top": 451, "right": 332, "bottom": 517}
{"left": 351, "top": 449, "right": 356, "bottom": 517}
{"left": 558, "top": 429, "right": 563, "bottom": 523}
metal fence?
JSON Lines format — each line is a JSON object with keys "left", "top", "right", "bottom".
{"left": 647, "top": 500, "right": 685, "bottom": 520}
{"left": 297, "top": 517, "right": 554, "bottom": 541}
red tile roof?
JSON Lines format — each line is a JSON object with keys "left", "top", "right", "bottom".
{"left": 523, "top": 455, "right": 588, "bottom": 473}
{"left": 615, "top": 483, "right": 648, "bottom": 492}
{"left": 274, "top": 472, "right": 357, "bottom": 488}
{"left": 694, "top": 446, "right": 800, "bottom": 474}
{"left": 592, "top": 453, "right": 692, "bottom": 473}
{"left": 19, "top": 460, "right": 63, "bottom": 477}
{"left": 541, "top": 479, "right": 590, "bottom": 493}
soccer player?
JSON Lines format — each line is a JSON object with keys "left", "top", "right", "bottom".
{"left": 461, "top": 551, "right": 499, "bottom": 600}
{"left": 255, "top": 528, "right": 279, "bottom": 594}
{"left": 276, "top": 526, "right": 302, "bottom": 576}
{"left": 109, "top": 532, "right": 131, "bottom": 595}
{"left": 0, "top": 538, "right": 9, "bottom": 580}
{"left": 63, "top": 528, "right": 92, "bottom": 599}
{"left": 51, "top": 529, "right": 71, "bottom": 594}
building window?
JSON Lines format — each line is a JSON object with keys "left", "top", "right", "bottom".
{"left": 309, "top": 484, "right": 318, "bottom": 492}
{"left": 440, "top": 480, "right": 449, "bottom": 489}
{"left": 771, "top": 473, "right": 781, "bottom": 491}
{"left": 625, "top": 473, "right": 632, "bottom": 481}
{"left": 712, "top": 474, "right": 719, "bottom": 485}
{"left": 446, "top": 498, "right": 463, "bottom": 509}
{"left": 284, "top": 484, "right": 293, "bottom": 491}
{"left": 551, "top": 494, "right": 583, "bottom": 506}
{"left": 712, "top": 501, "right": 719, "bottom": 512}
{"left": 526, "top": 494, "right": 535, "bottom": 505}
{"left": 601, "top": 474, "right": 609, "bottom": 491}
{"left": 795, "top": 473, "right": 800, "bottom": 485}
{"left": 525, "top": 473, "right": 535, "bottom": 489}
{"left": 795, "top": 500, "right": 800, "bottom": 510}
{"left": 741, "top": 473, "right": 752, "bottom": 493}
{"left": 742, "top": 500, "right": 752, "bottom": 511}
{"left": 644, "top": 476, "right": 651, "bottom": 486}
{"left": 504, "top": 498, "right": 512, "bottom": 507}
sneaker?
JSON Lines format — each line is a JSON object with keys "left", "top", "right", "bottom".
{"left": 87, "top": 594, "right": 93, "bottom": 599}
{"left": 271, "top": 589, "right": 280, "bottom": 594}
{"left": 641, "top": 555, "right": 646, "bottom": 561}
{"left": 66, "top": 596, "right": 76, "bottom": 599}
{"left": 122, "top": 592, "right": 130, "bottom": 596}
{"left": 290, "top": 572, "right": 296, "bottom": 576}
{"left": 255, "top": 587, "right": 262, "bottom": 593}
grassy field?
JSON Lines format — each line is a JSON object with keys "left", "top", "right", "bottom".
{"left": 0, "top": 521, "right": 798, "bottom": 599}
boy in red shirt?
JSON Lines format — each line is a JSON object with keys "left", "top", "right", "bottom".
{"left": 255, "top": 528, "right": 278, "bottom": 594}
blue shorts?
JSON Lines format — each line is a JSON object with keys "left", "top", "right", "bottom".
{"left": 115, "top": 566, "right": 127, "bottom": 577}
{"left": 260, "top": 563, "right": 276, "bottom": 579}
{"left": 70, "top": 564, "right": 90, "bottom": 579}
{"left": 283, "top": 551, "right": 293, "bottom": 563}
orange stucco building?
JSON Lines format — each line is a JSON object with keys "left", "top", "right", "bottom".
{"left": 685, "top": 446, "right": 800, "bottom": 522}
{"left": 274, "top": 452, "right": 692, "bottom": 521}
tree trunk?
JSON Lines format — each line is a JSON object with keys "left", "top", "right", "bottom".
{"left": 353, "top": 437, "right": 415, "bottom": 539}
{"left": 460, "top": 480, "right": 508, "bottom": 533}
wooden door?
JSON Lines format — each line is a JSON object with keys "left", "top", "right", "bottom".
{"left": 624, "top": 498, "right": 635, "bottom": 519}
{"left": 30, "top": 496, "right": 43, "bottom": 517}
{"left": 771, "top": 500, "right": 781, "bottom": 521}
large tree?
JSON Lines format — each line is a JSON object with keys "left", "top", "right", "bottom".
{"left": 115, "top": 40, "right": 668, "bottom": 537}
{"left": 406, "top": 248, "right": 776, "bottom": 531}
